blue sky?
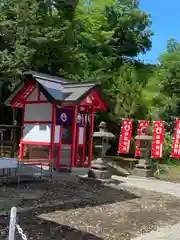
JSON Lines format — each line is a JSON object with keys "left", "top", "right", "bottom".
{"left": 139, "top": 0, "right": 180, "bottom": 63}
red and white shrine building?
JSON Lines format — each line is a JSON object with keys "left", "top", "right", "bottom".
{"left": 5, "top": 72, "right": 110, "bottom": 169}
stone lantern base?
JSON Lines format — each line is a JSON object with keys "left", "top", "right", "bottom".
{"left": 132, "top": 168, "right": 154, "bottom": 178}
{"left": 88, "top": 158, "right": 112, "bottom": 179}
{"left": 88, "top": 168, "right": 112, "bottom": 179}
{"left": 132, "top": 159, "right": 154, "bottom": 178}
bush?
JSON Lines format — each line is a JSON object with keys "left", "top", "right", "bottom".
{"left": 163, "top": 131, "right": 172, "bottom": 163}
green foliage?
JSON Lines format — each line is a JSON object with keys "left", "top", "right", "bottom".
{"left": 0, "top": 0, "right": 153, "bottom": 110}
{"left": 156, "top": 164, "right": 180, "bottom": 182}
{"left": 141, "top": 37, "right": 180, "bottom": 125}
{"left": 113, "top": 63, "right": 148, "bottom": 119}
{"left": 163, "top": 131, "right": 173, "bottom": 163}
{"left": 142, "top": 37, "right": 180, "bottom": 163}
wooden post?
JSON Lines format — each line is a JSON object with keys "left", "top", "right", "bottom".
{"left": 8, "top": 207, "right": 17, "bottom": 240}
{"left": 11, "top": 108, "right": 17, "bottom": 158}
{"left": 50, "top": 104, "right": 56, "bottom": 163}
{"left": 0, "top": 129, "right": 5, "bottom": 156}
{"left": 70, "top": 106, "right": 78, "bottom": 169}
{"left": 88, "top": 108, "right": 95, "bottom": 167}
{"left": 19, "top": 105, "right": 25, "bottom": 160}
{"left": 81, "top": 112, "right": 87, "bottom": 166}
{"left": 75, "top": 113, "right": 80, "bottom": 166}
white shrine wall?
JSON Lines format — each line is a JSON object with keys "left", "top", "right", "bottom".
{"left": 24, "top": 103, "right": 52, "bottom": 122}
{"left": 23, "top": 124, "right": 51, "bottom": 143}
{"left": 40, "top": 92, "right": 47, "bottom": 101}
{"left": 26, "top": 87, "right": 38, "bottom": 101}
{"left": 26, "top": 87, "right": 47, "bottom": 102}
{"left": 23, "top": 87, "right": 52, "bottom": 143}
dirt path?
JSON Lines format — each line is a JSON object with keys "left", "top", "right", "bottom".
{"left": 112, "top": 175, "right": 180, "bottom": 198}
{"left": 113, "top": 175, "right": 180, "bottom": 239}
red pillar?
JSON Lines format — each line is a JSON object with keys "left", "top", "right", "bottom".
{"left": 19, "top": 105, "right": 25, "bottom": 160}
{"left": 50, "top": 104, "right": 56, "bottom": 163}
{"left": 75, "top": 121, "right": 80, "bottom": 166}
{"left": 88, "top": 108, "right": 95, "bottom": 167}
{"left": 81, "top": 113, "right": 87, "bottom": 166}
{"left": 70, "top": 106, "right": 78, "bottom": 169}
{"left": 57, "top": 123, "right": 63, "bottom": 167}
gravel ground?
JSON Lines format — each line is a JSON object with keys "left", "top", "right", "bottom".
{"left": 133, "top": 223, "right": 180, "bottom": 240}
{"left": 0, "top": 177, "right": 180, "bottom": 239}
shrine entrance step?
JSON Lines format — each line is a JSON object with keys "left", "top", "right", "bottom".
{"left": 54, "top": 167, "right": 71, "bottom": 173}
{"left": 71, "top": 167, "right": 89, "bottom": 176}
{"left": 54, "top": 167, "right": 89, "bottom": 176}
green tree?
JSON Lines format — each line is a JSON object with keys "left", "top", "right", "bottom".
{"left": 72, "top": 0, "right": 154, "bottom": 114}
{"left": 0, "top": 0, "right": 76, "bottom": 89}
{"left": 74, "top": 0, "right": 153, "bottom": 68}
{"left": 0, "top": 0, "right": 154, "bottom": 125}
{"left": 155, "top": 39, "right": 180, "bottom": 121}
{"left": 112, "top": 63, "right": 148, "bottom": 119}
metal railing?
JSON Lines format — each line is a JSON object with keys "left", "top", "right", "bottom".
{"left": 8, "top": 207, "right": 27, "bottom": 240}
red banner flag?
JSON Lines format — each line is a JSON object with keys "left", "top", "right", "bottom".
{"left": 135, "top": 120, "right": 150, "bottom": 157}
{"left": 151, "top": 121, "right": 165, "bottom": 158}
{"left": 172, "top": 120, "right": 180, "bottom": 158}
{"left": 118, "top": 119, "right": 133, "bottom": 154}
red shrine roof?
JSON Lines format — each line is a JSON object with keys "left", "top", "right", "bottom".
{"left": 5, "top": 71, "right": 112, "bottom": 111}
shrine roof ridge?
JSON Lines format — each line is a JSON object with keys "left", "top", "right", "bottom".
{"left": 24, "top": 71, "right": 100, "bottom": 86}
{"left": 4, "top": 71, "right": 112, "bottom": 110}
{"left": 24, "top": 71, "right": 104, "bottom": 104}
{"left": 24, "top": 71, "right": 71, "bottom": 84}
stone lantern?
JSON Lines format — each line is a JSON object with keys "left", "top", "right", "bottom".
{"left": 132, "top": 128, "right": 154, "bottom": 177}
{"left": 88, "top": 121, "right": 115, "bottom": 179}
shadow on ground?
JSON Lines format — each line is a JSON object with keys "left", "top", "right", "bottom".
{"left": 8, "top": 177, "right": 138, "bottom": 210}
{"left": 0, "top": 175, "right": 139, "bottom": 239}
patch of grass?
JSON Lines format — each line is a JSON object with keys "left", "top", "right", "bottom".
{"left": 157, "top": 164, "right": 180, "bottom": 182}
{"left": 0, "top": 196, "right": 20, "bottom": 212}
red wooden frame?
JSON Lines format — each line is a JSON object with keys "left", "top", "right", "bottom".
{"left": 19, "top": 104, "right": 25, "bottom": 160}
{"left": 13, "top": 79, "right": 107, "bottom": 168}
{"left": 20, "top": 108, "right": 94, "bottom": 168}
{"left": 80, "top": 90, "right": 107, "bottom": 111}
{"left": 22, "top": 141, "right": 50, "bottom": 145}
{"left": 25, "top": 100, "right": 49, "bottom": 104}
{"left": 49, "top": 104, "right": 56, "bottom": 161}
{"left": 69, "top": 106, "right": 77, "bottom": 168}
{"left": 74, "top": 123, "right": 80, "bottom": 166}
{"left": 38, "top": 88, "right": 40, "bottom": 102}
{"left": 23, "top": 121, "right": 51, "bottom": 124}
{"left": 81, "top": 113, "right": 87, "bottom": 166}
{"left": 21, "top": 142, "right": 85, "bottom": 147}
{"left": 88, "top": 108, "right": 95, "bottom": 167}
{"left": 11, "top": 80, "right": 49, "bottom": 107}
{"left": 74, "top": 112, "right": 87, "bottom": 167}
{"left": 92, "top": 90, "right": 107, "bottom": 111}
{"left": 18, "top": 84, "right": 53, "bottom": 161}
{"left": 56, "top": 105, "right": 74, "bottom": 167}
{"left": 11, "top": 79, "right": 35, "bottom": 108}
